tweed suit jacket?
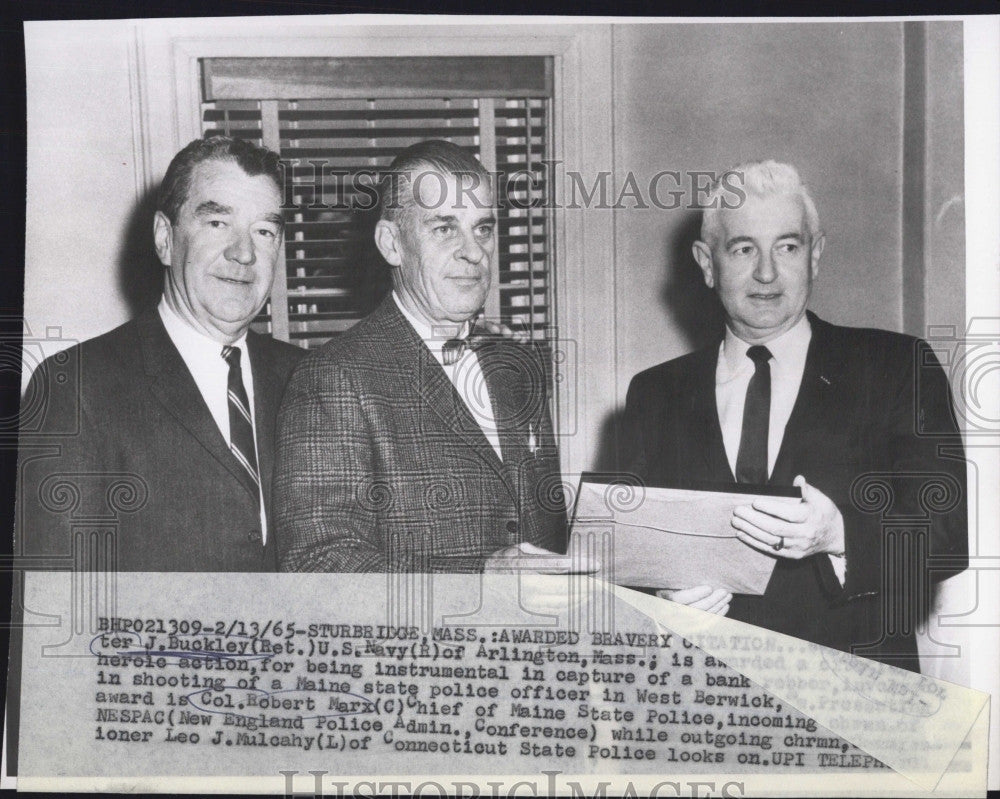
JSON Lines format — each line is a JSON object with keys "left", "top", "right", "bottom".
{"left": 16, "top": 307, "right": 303, "bottom": 571}
{"left": 622, "top": 312, "right": 968, "bottom": 672}
{"left": 275, "top": 297, "right": 567, "bottom": 572}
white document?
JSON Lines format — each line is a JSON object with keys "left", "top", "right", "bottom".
{"left": 568, "top": 480, "right": 800, "bottom": 593}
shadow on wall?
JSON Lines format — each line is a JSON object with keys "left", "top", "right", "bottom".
{"left": 589, "top": 209, "right": 724, "bottom": 474}
{"left": 661, "top": 209, "right": 725, "bottom": 353}
{"left": 117, "top": 184, "right": 164, "bottom": 316}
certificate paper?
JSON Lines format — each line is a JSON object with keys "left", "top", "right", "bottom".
{"left": 568, "top": 480, "right": 798, "bottom": 593}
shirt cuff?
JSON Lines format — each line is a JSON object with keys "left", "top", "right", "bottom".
{"left": 828, "top": 552, "right": 847, "bottom": 586}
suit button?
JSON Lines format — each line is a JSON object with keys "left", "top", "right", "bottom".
{"left": 506, "top": 520, "right": 519, "bottom": 534}
{"left": 247, "top": 529, "right": 261, "bottom": 542}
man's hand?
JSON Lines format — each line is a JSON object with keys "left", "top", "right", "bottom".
{"left": 484, "top": 542, "right": 599, "bottom": 574}
{"left": 484, "top": 543, "right": 599, "bottom": 617}
{"left": 656, "top": 585, "right": 731, "bottom": 615}
{"left": 732, "top": 475, "right": 845, "bottom": 559}
{"left": 472, "top": 318, "right": 530, "bottom": 345}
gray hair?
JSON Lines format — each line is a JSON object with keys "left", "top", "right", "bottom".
{"left": 379, "top": 139, "right": 492, "bottom": 228}
{"left": 700, "top": 160, "right": 821, "bottom": 245}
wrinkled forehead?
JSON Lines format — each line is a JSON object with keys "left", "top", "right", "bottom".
{"left": 406, "top": 168, "right": 495, "bottom": 216}
{"left": 716, "top": 191, "right": 809, "bottom": 242}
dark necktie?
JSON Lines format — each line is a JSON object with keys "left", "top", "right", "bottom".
{"left": 221, "top": 345, "right": 260, "bottom": 491}
{"left": 735, "top": 344, "right": 772, "bottom": 484}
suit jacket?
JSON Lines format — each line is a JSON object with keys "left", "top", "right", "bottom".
{"left": 16, "top": 307, "right": 303, "bottom": 571}
{"left": 622, "top": 312, "right": 968, "bottom": 672}
{"left": 275, "top": 297, "right": 567, "bottom": 572}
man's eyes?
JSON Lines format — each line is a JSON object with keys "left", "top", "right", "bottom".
{"left": 430, "top": 223, "right": 494, "bottom": 239}
{"left": 203, "top": 219, "right": 280, "bottom": 239}
{"left": 730, "top": 245, "right": 755, "bottom": 257}
{"left": 777, "top": 242, "right": 800, "bottom": 254}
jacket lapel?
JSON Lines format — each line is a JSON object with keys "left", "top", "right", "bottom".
{"left": 137, "top": 310, "right": 259, "bottom": 501}
{"left": 770, "top": 312, "right": 841, "bottom": 484}
{"left": 374, "top": 300, "right": 515, "bottom": 495}
{"left": 247, "top": 332, "right": 284, "bottom": 506}
{"left": 686, "top": 344, "right": 736, "bottom": 483}
{"left": 477, "top": 341, "right": 534, "bottom": 466}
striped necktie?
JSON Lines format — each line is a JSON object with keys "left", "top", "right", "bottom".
{"left": 221, "top": 345, "right": 260, "bottom": 491}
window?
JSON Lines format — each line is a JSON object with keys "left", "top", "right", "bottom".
{"left": 200, "top": 56, "right": 554, "bottom": 349}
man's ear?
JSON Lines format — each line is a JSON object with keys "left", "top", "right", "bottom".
{"left": 810, "top": 232, "right": 826, "bottom": 279}
{"left": 153, "top": 211, "right": 173, "bottom": 267}
{"left": 692, "top": 240, "right": 715, "bottom": 289}
{"left": 374, "top": 219, "right": 404, "bottom": 268}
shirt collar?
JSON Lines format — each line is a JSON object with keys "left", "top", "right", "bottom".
{"left": 719, "top": 314, "right": 812, "bottom": 381}
{"left": 158, "top": 295, "right": 248, "bottom": 366}
{"left": 392, "top": 291, "right": 471, "bottom": 358}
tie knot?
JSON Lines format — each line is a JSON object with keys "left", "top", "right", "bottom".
{"left": 221, "top": 345, "right": 242, "bottom": 368}
{"left": 441, "top": 337, "right": 471, "bottom": 366}
{"left": 746, "top": 345, "right": 772, "bottom": 366}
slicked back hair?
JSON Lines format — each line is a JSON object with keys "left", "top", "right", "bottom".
{"left": 379, "top": 139, "right": 493, "bottom": 228}
{"left": 701, "top": 160, "right": 821, "bottom": 246}
{"left": 157, "top": 135, "right": 283, "bottom": 223}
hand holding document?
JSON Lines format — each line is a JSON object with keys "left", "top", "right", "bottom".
{"left": 568, "top": 478, "right": 802, "bottom": 594}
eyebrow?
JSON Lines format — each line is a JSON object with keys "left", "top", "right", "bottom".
{"left": 420, "top": 213, "right": 497, "bottom": 227}
{"left": 725, "top": 232, "right": 802, "bottom": 248}
{"left": 422, "top": 214, "right": 458, "bottom": 225}
{"left": 194, "top": 202, "right": 283, "bottom": 228}
{"left": 194, "top": 200, "right": 232, "bottom": 216}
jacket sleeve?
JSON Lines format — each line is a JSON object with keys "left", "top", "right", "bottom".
{"left": 621, "top": 372, "right": 652, "bottom": 481}
{"left": 822, "top": 339, "right": 968, "bottom": 602}
{"left": 273, "top": 357, "right": 396, "bottom": 572}
{"left": 16, "top": 347, "right": 104, "bottom": 565}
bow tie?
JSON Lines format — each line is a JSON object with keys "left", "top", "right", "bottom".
{"left": 441, "top": 336, "right": 476, "bottom": 366}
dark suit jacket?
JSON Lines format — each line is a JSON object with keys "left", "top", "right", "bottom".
{"left": 16, "top": 308, "right": 303, "bottom": 571}
{"left": 622, "top": 312, "right": 968, "bottom": 672}
{"left": 275, "top": 297, "right": 567, "bottom": 572}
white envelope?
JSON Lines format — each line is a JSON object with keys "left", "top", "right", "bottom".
{"left": 568, "top": 480, "right": 800, "bottom": 594}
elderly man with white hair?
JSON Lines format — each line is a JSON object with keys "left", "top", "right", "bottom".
{"left": 622, "top": 160, "right": 967, "bottom": 673}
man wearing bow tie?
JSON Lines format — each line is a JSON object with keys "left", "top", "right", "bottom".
{"left": 18, "top": 136, "right": 303, "bottom": 571}
{"left": 622, "top": 161, "right": 967, "bottom": 671}
{"left": 276, "top": 140, "right": 578, "bottom": 573}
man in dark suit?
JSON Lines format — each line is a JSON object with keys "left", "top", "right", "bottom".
{"left": 17, "top": 136, "right": 303, "bottom": 571}
{"left": 622, "top": 160, "right": 967, "bottom": 672}
{"left": 276, "top": 140, "right": 581, "bottom": 573}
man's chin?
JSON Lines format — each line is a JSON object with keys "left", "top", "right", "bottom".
{"left": 204, "top": 303, "right": 264, "bottom": 331}
{"left": 441, "top": 296, "right": 488, "bottom": 322}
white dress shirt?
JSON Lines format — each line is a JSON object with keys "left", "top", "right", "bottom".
{"left": 715, "top": 315, "right": 845, "bottom": 582}
{"left": 393, "top": 292, "right": 503, "bottom": 460}
{"left": 157, "top": 298, "right": 268, "bottom": 544}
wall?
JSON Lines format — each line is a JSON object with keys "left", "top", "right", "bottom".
{"left": 612, "top": 22, "right": 907, "bottom": 386}
{"left": 24, "top": 20, "right": 159, "bottom": 371}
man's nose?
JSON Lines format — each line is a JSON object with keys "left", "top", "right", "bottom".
{"left": 225, "top": 230, "right": 256, "bottom": 266}
{"left": 753, "top": 250, "right": 777, "bottom": 283}
{"left": 456, "top": 230, "right": 487, "bottom": 264}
